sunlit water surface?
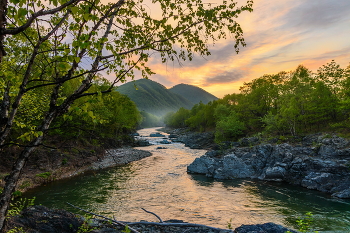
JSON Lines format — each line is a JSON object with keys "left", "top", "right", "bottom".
{"left": 24, "top": 128, "right": 350, "bottom": 232}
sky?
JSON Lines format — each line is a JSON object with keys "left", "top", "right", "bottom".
{"left": 117, "top": 0, "right": 350, "bottom": 98}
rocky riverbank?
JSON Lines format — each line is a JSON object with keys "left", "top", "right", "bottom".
{"left": 163, "top": 127, "right": 216, "bottom": 149}
{"left": 187, "top": 133, "right": 350, "bottom": 198}
{"left": 0, "top": 147, "right": 151, "bottom": 193}
{"left": 5, "top": 205, "right": 296, "bottom": 233}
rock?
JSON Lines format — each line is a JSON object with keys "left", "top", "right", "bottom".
{"left": 7, "top": 205, "right": 83, "bottom": 233}
{"left": 187, "top": 135, "right": 350, "bottom": 198}
{"left": 159, "top": 140, "right": 171, "bottom": 144}
{"left": 235, "top": 222, "right": 297, "bottom": 233}
{"left": 156, "top": 147, "right": 167, "bottom": 149}
{"left": 301, "top": 172, "right": 333, "bottom": 190}
{"left": 7, "top": 206, "right": 295, "bottom": 233}
{"left": 134, "top": 139, "right": 151, "bottom": 146}
{"left": 187, "top": 155, "right": 217, "bottom": 174}
{"left": 150, "top": 132, "right": 165, "bottom": 137}
{"left": 261, "top": 165, "right": 286, "bottom": 181}
{"left": 169, "top": 134, "right": 178, "bottom": 138}
{"left": 332, "top": 188, "right": 350, "bottom": 198}
{"left": 174, "top": 130, "right": 215, "bottom": 149}
{"left": 239, "top": 137, "right": 260, "bottom": 147}
{"left": 213, "top": 154, "right": 255, "bottom": 179}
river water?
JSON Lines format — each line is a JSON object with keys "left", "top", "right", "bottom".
{"left": 24, "top": 127, "right": 350, "bottom": 232}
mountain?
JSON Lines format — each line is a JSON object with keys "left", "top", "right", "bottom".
{"left": 116, "top": 79, "right": 218, "bottom": 117}
{"left": 116, "top": 79, "right": 193, "bottom": 116}
{"left": 169, "top": 83, "right": 218, "bottom": 104}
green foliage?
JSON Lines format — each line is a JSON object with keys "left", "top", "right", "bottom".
{"left": 0, "top": 0, "right": 254, "bottom": 146}
{"left": 77, "top": 215, "right": 97, "bottom": 233}
{"left": 116, "top": 79, "right": 194, "bottom": 117}
{"left": 227, "top": 218, "right": 233, "bottom": 230}
{"left": 140, "top": 111, "right": 163, "bottom": 128}
{"left": 7, "top": 197, "right": 35, "bottom": 217}
{"left": 169, "top": 84, "right": 218, "bottom": 105}
{"left": 12, "top": 191, "right": 22, "bottom": 198}
{"left": 214, "top": 105, "right": 245, "bottom": 143}
{"left": 6, "top": 227, "right": 25, "bottom": 233}
{"left": 19, "top": 180, "right": 32, "bottom": 190}
{"left": 0, "top": 0, "right": 255, "bottom": 229}
{"left": 122, "top": 225, "right": 131, "bottom": 233}
{"left": 286, "top": 212, "right": 318, "bottom": 233}
{"left": 51, "top": 84, "right": 142, "bottom": 145}
{"left": 61, "top": 158, "right": 68, "bottom": 165}
{"left": 35, "top": 172, "right": 51, "bottom": 179}
{"left": 164, "top": 60, "right": 350, "bottom": 142}
{"left": 164, "top": 108, "right": 191, "bottom": 128}
{"left": 35, "top": 172, "right": 55, "bottom": 184}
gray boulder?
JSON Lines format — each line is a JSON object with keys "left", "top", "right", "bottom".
{"left": 150, "top": 132, "right": 165, "bottom": 137}
{"left": 187, "top": 135, "right": 350, "bottom": 198}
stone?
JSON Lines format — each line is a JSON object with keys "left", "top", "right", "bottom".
{"left": 187, "top": 135, "right": 350, "bottom": 198}
{"left": 235, "top": 222, "right": 297, "bottom": 233}
{"left": 150, "top": 132, "right": 165, "bottom": 137}
{"left": 134, "top": 139, "right": 150, "bottom": 146}
{"left": 332, "top": 188, "right": 350, "bottom": 198}
{"left": 262, "top": 165, "right": 286, "bottom": 181}
{"left": 159, "top": 140, "right": 171, "bottom": 144}
{"left": 187, "top": 156, "right": 217, "bottom": 174}
{"left": 214, "top": 154, "right": 255, "bottom": 179}
{"left": 7, "top": 205, "right": 83, "bottom": 233}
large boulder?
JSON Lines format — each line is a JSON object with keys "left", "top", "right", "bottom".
{"left": 187, "top": 135, "right": 350, "bottom": 198}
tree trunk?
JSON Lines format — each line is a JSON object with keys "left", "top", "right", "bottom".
{"left": 0, "top": 135, "right": 43, "bottom": 232}
{"left": 0, "top": 0, "right": 8, "bottom": 62}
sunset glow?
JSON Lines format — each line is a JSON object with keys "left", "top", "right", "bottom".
{"left": 113, "top": 0, "right": 350, "bottom": 98}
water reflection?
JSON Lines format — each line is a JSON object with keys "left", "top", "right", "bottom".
{"left": 23, "top": 127, "right": 350, "bottom": 232}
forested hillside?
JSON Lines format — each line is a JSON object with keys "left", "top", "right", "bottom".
{"left": 165, "top": 61, "right": 350, "bottom": 142}
{"left": 116, "top": 79, "right": 217, "bottom": 117}
{"left": 0, "top": 74, "right": 142, "bottom": 172}
{"left": 169, "top": 83, "right": 218, "bottom": 104}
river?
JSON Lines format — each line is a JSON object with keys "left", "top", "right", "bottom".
{"left": 23, "top": 127, "right": 350, "bottom": 232}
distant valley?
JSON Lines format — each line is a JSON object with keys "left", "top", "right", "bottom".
{"left": 116, "top": 79, "right": 218, "bottom": 117}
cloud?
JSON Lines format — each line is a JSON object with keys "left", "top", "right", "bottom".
{"left": 113, "top": 0, "right": 350, "bottom": 98}
{"left": 281, "top": 0, "right": 350, "bottom": 30}
{"left": 203, "top": 69, "right": 248, "bottom": 86}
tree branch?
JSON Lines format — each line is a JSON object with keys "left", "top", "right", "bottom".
{"left": 66, "top": 202, "right": 140, "bottom": 233}
{"left": 2, "top": 0, "right": 82, "bottom": 35}
{"left": 141, "top": 208, "right": 163, "bottom": 223}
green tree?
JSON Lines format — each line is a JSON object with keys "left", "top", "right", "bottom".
{"left": 165, "top": 107, "right": 190, "bottom": 128}
{"left": 140, "top": 111, "right": 162, "bottom": 128}
{"left": 214, "top": 104, "right": 245, "bottom": 143}
{"left": 316, "top": 60, "right": 345, "bottom": 96}
{"left": 238, "top": 73, "right": 282, "bottom": 131}
{"left": 0, "top": 1, "right": 253, "bottom": 229}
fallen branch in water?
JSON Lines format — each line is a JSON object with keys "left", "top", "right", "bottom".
{"left": 66, "top": 202, "right": 140, "bottom": 233}
{"left": 67, "top": 202, "right": 232, "bottom": 232}
{"left": 141, "top": 207, "right": 163, "bottom": 223}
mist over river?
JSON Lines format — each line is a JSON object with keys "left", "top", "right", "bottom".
{"left": 24, "top": 128, "right": 350, "bottom": 232}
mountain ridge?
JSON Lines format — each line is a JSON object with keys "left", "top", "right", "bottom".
{"left": 115, "top": 79, "right": 217, "bottom": 116}
{"left": 169, "top": 83, "right": 218, "bottom": 105}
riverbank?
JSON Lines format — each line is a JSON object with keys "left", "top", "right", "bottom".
{"left": 184, "top": 132, "right": 350, "bottom": 198}
{"left": 5, "top": 205, "right": 296, "bottom": 233}
{"left": 4, "top": 127, "right": 349, "bottom": 232}
{"left": 0, "top": 146, "right": 151, "bottom": 194}
{"left": 162, "top": 127, "right": 350, "bottom": 198}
